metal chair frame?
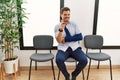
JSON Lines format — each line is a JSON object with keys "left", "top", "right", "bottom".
{"left": 28, "top": 35, "right": 55, "bottom": 80}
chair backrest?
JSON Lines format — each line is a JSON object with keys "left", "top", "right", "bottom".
{"left": 84, "top": 35, "right": 103, "bottom": 49}
{"left": 33, "top": 35, "right": 53, "bottom": 49}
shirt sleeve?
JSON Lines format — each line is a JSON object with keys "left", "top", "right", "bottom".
{"left": 54, "top": 24, "right": 59, "bottom": 38}
{"left": 75, "top": 24, "right": 81, "bottom": 34}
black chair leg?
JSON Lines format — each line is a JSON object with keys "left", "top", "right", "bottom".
{"left": 28, "top": 60, "right": 32, "bottom": 80}
{"left": 35, "top": 61, "right": 37, "bottom": 70}
{"left": 58, "top": 69, "right": 60, "bottom": 80}
{"left": 51, "top": 60, "right": 56, "bottom": 80}
{"left": 109, "top": 59, "right": 113, "bottom": 80}
{"left": 97, "top": 61, "right": 100, "bottom": 69}
{"left": 82, "top": 70, "right": 84, "bottom": 80}
{"left": 86, "top": 59, "right": 91, "bottom": 80}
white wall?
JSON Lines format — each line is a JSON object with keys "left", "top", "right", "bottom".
{"left": 64, "top": 0, "right": 95, "bottom": 35}
{"left": 17, "top": 0, "right": 120, "bottom": 66}
{"left": 97, "top": 0, "right": 120, "bottom": 46}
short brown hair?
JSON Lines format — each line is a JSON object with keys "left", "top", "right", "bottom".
{"left": 60, "top": 7, "right": 70, "bottom": 14}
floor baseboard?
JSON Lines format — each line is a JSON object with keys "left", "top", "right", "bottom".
{"left": 20, "top": 65, "right": 120, "bottom": 71}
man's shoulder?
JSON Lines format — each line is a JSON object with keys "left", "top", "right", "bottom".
{"left": 69, "top": 21, "right": 77, "bottom": 26}
{"left": 55, "top": 23, "right": 60, "bottom": 26}
{"left": 69, "top": 21, "right": 76, "bottom": 24}
{"left": 55, "top": 23, "right": 60, "bottom": 29}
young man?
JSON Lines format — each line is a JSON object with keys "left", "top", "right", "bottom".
{"left": 54, "top": 7, "right": 88, "bottom": 80}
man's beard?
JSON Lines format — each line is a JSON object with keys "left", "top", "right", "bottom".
{"left": 63, "top": 18, "right": 69, "bottom": 22}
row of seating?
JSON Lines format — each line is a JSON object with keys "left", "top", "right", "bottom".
{"left": 28, "top": 35, "right": 112, "bottom": 80}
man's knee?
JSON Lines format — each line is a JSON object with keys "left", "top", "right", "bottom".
{"left": 84, "top": 58, "right": 88, "bottom": 66}
{"left": 78, "top": 57, "right": 88, "bottom": 66}
{"left": 56, "top": 57, "right": 64, "bottom": 64}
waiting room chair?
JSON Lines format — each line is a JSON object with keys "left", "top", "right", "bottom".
{"left": 28, "top": 35, "right": 55, "bottom": 80}
{"left": 57, "top": 57, "right": 85, "bottom": 80}
{"left": 84, "top": 35, "right": 112, "bottom": 80}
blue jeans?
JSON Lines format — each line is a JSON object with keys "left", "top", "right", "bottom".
{"left": 56, "top": 47, "right": 88, "bottom": 78}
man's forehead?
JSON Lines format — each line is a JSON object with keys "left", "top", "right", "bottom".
{"left": 62, "top": 11, "right": 70, "bottom": 14}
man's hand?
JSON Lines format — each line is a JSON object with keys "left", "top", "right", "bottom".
{"left": 60, "top": 20, "right": 67, "bottom": 30}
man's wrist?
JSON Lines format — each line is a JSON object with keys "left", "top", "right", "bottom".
{"left": 59, "top": 28, "right": 63, "bottom": 32}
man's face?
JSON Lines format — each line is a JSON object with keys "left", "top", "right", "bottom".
{"left": 61, "top": 11, "right": 70, "bottom": 22}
